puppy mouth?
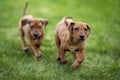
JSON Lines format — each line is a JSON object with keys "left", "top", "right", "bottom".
{"left": 79, "top": 35, "right": 85, "bottom": 41}
{"left": 33, "top": 35, "right": 40, "bottom": 40}
{"left": 79, "top": 38, "right": 85, "bottom": 41}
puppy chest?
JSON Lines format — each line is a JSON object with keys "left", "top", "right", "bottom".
{"left": 65, "top": 43, "right": 84, "bottom": 53}
{"left": 65, "top": 45, "right": 78, "bottom": 53}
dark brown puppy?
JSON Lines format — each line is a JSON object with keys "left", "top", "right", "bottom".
{"left": 55, "top": 17, "right": 90, "bottom": 70}
{"left": 19, "top": 2, "right": 48, "bottom": 58}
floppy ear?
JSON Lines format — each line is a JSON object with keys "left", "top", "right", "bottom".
{"left": 21, "top": 19, "right": 29, "bottom": 26}
{"left": 86, "top": 24, "right": 91, "bottom": 37}
{"left": 65, "top": 20, "right": 68, "bottom": 26}
{"left": 41, "top": 19, "right": 48, "bottom": 27}
{"left": 68, "top": 22, "right": 75, "bottom": 32}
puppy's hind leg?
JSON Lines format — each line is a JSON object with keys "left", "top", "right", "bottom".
{"left": 55, "top": 34, "right": 61, "bottom": 61}
{"left": 19, "top": 24, "right": 28, "bottom": 52}
{"left": 59, "top": 46, "right": 67, "bottom": 64}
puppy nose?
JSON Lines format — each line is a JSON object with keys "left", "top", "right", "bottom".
{"left": 34, "top": 33, "right": 38, "bottom": 38}
{"left": 80, "top": 35, "right": 85, "bottom": 39}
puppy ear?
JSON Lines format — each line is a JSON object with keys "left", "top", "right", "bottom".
{"left": 68, "top": 22, "right": 75, "bottom": 32}
{"left": 21, "top": 19, "right": 29, "bottom": 26}
{"left": 41, "top": 19, "right": 48, "bottom": 27}
{"left": 86, "top": 24, "right": 91, "bottom": 37}
{"left": 65, "top": 20, "right": 68, "bottom": 26}
{"left": 65, "top": 20, "right": 74, "bottom": 27}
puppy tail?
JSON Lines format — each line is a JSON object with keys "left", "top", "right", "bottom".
{"left": 22, "top": 1, "right": 28, "bottom": 16}
{"left": 63, "top": 16, "right": 73, "bottom": 20}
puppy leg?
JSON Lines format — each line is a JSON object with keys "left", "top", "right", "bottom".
{"left": 29, "top": 39, "right": 42, "bottom": 58}
{"left": 60, "top": 46, "right": 67, "bottom": 63}
{"left": 19, "top": 27, "right": 28, "bottom": 52}
{"left": 56, "top": 48, "right": 61, "bottom": 61}
{"left": 35, "top": 39, "right": 43, "bottom": 58}
{"left": 35, "top": 38, "right": 42, "bottom": 48}
{"left": 71, "top": 50, "right": 84, "bottom": 70}
{"left": 55, "top": 34, "right": 61, "bottom": 60}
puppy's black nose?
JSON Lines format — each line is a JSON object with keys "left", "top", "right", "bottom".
{"left": 80, "top": 35, "right": 85, "bottom": 40}
{"left": 34, "top": 33, "right": 38, "bottom": 38}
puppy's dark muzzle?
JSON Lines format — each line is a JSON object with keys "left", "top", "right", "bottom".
{"left": 33, "top": 33, "right": 39, "bottom": 39}
{"left": 79, "top": 35, "right": 85, "bottom": 40}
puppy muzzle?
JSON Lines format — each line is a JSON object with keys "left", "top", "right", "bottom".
{"left": 33, "top": 33, "right": 39, "bottom": 40}
{"left": 79, "top": 35, "right": 85, "bottom": 41}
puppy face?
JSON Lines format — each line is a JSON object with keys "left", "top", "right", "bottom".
{"left": 28, "top": 19, "right": 48, "bottom": 40}
{"left": 68, "top": 22, "right": 90, "bottom": 41}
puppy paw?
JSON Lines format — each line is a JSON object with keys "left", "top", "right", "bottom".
{"left": 23, "top": 47, "right": 28, "bottom": 52}
{"left": 71, "top": 63, "right": 79, "bottom": 70}
{"left": 56, "top": 56, "right": 61, "bottom": 61}
{"left": 60, "top": 59, "right": 67, "bottom": 64}
{"left": 36, "top": 54, "right": 42, "bottom": 59}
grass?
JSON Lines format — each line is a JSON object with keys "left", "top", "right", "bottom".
{"left": 0, "top": 0, "right": 120, "bottom": 80}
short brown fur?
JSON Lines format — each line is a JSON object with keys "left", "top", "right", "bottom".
{"left": 19, "top": 2, "right": 48, "bottom": 58}
{"left": 55, "top": 17, "right": 90, "bottom": 70}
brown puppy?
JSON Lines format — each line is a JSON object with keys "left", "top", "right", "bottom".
{"left": 55, "top": 17, "right": 90, "bottom": 70}
{"left": 19, "top": 2, "right": 48, "bottom": 58}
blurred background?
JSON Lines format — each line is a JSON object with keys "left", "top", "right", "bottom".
{"left": 0, "top": 0, "right": 120, "bottom": 80}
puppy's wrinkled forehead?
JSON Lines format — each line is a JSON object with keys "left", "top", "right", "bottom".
{"left": 29, "top": 19, "right": 43, "bottom": 26}
{"left": 74, "top": 22, "right": 86, "bottom": 28}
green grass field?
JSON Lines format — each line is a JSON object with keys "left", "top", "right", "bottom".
{"left": 0, "top": 0, "right": 120, "bottom": 80}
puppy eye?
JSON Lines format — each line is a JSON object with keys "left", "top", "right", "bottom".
{"left": 74, "top": 28, "right": 79, "bottom": 31}
{"left": 85, "top": 28, "right": 87, "bottom": 31}
{"left": 30, "top": 26, "right": 34, "bottom": 29}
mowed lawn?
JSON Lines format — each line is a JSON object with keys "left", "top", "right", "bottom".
{"left": 0, "top": 0, "right": 120, "bottom": 80}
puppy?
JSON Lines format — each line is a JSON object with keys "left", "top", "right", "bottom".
{"left": 19, "top": 2, "right": 48, "bottom": 58}
{"left": 55, "top": 16, "right": 90, "bottom": 70}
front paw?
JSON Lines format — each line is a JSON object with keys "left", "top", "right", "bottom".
{"left": 60, "top": 59, "right": 67, "bottom": 64}
{"left": 56, "top": 56, "right": 61, "bottom": 61}
{"left": 22, "top": 47, "right": 29, "bottom": 52}
{"left": 71, "top": 62, "right": 79, "bottom": 70}
{"left": 35, "top": 54, "right": 42, "bottom": 59}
